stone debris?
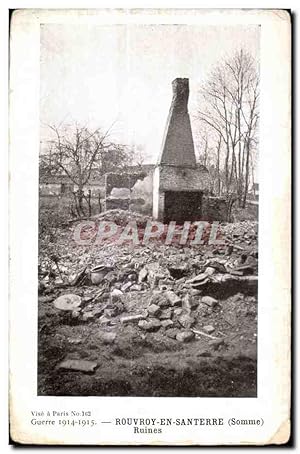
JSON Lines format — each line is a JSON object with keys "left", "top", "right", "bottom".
{"left": 160, "top": 319, "right": 174, "bottom": 328}
{"left": 201, "top": 296, "right": 219, "bottom": 307}
{"left": 165, "top": 291, "right": 181, "bottom": 306}
{"left": 176, "top": 331, "right": 195, "bottom": 343}
{"left": 138, "top": 267, "right": 148, "bottom": 283}
{"left": 53, "top": 294, "right": 82, "bottom": 311}
{"left": 120, "top": 314, "right": 147, "bottom": 324}
{"left": 209, "top": 339, "right": 226, "bottom": 351}
{"left": 138, "top": 319, "right": 161, "bottom": 332}
{"left": 203, "top": 325, "right": 215, "bottom": 334}
{"left": 159, "top": 308, "right": 173, "bottom": 320}
{"left": 57, "top": 359, "right": 98, "bottom": 373}
{"left": 40, "top": 214, "right": 258, "bottom": 379}
{"left": 99, "top": 332, "right": 117, "bottom": 344}
{"left": 147, "top": 304, "right": 161, "bottom": 316}
{"left": 178, "top": 314, "right": 195, "bottom": 329}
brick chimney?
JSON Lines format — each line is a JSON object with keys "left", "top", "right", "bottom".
{"left": 153, "top": 78, "right": 209, "bottom": 223}
{"left": 158, "top": 78, "right": 196, "bottom": 167}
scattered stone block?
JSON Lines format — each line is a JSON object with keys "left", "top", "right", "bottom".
{"left": 121, "top": 282, "right": 133, "bottom": 292}
{"left": 165, "top": 328, "right": 179, "bottom": 339}
{"left": 138, "top": 267, "right": 148, "bottom": 283}
{"left": 160, "top": 319, "right": 174, "bottom": 329}
{"left": 176, "top": 331, "right": 195, "bottom": 343}
{"left": 173, "top": 308, "right": 183, "bottom": 317}
{"left": 138, "top": 319, "right": 161, "bottom": 332}
{"left": 190, "top": 289, "right": 202, "bottom": 296}
{"left": 57, "top": 359, "right": 98, "bottom": 373}
{"left": 82, "top": 311, "right": 95, "bottom": 322}
{"left": 158, "top": 308, "right": 173, "bottom": 320}
{"left": 130, "top": 284, "right": 142, "bottom": 291}
{"left": 165, "top": 291, "right": 181, "bottom": 306}
{"left": 178, "top": 314, "right": 195, "bottom": 329}
{"left": 100, "top": 332, "right": 117, "bottom": 344}
{"left": 111, "top": 289, "right": 123, "bottom": 302}
{"left": 182, "top": 294, "right": 198, "bottom": 311}
{"left": 53, "top": 294, "right": 81, "bottom": 311}
{"left": 98, "top": 315, "right": 111, "bottom": 325}
{"left": 203, "top": 325, "right": 215, "bottom": 334}
{"left": 209, "top": 339, "right": 225, "bottom": 351}
{"left": 205, "top": 267, "right": 216, "bottom": 276}
{"left": 202, "top": 296, "right": 219, "bottom": 307}
{"left": 147, "top": 304, "right": 161, "bottom": 316}
{"left": 120, "top": 314, "right": 146, "bottom": 324}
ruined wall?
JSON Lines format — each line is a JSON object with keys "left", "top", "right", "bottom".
{"left": 202, "top": 196, "right": 228, "bottom": 222}
{"left": 105, "top": 173, "right": 146, "bottom": 197}
{"left": 104, "top": 172, "right": 147, "bottom": 211}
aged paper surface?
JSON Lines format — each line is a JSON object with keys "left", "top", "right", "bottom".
{"left": 9, "top": 8, "right": 291, "bottom": 445}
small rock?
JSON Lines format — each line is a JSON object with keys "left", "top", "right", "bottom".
{"left": 165, "top": 291, "right": 181, "bottom": 306}
{"left": 205, "top": 267, "right": 216, "bottom": 276}
{"left": 82, "top": 311, "right": 95, "bottom": 321}
{"left": 159, "top": 308, "right": 173, "bottom": 320}
{"left": 130, "top": 284, "right": 142, "bottom": 291}
{"left": 178, "top": 314, "right": 195, "bottom": 329}
{"left": 72, "top": 310, "right": 81, "bottom": 318}
{"left": 138, "top": 319, "right": 161, "bottom": 332}
{"left": 190, "top": 289, "right": 202, "bottom": 296}
{"left": 120, "top": 314, "right": 146, "bottom": 324}
{"left": 100, "top": 332, "right": 117, "bottom": 344}
{"left": 182, "top": 294, "right": 198, "bottom": 311}
{"left": 147, "top": 304, "right": 161, "bottom": 316}
{"left": 104, "top": 271, "right": 118, "bottom": 283}
{"left": 138, "top": 267, "right": 148, "bottom": 283}
{"left": 111, "top": 288, "right": 123, "bottom": 298}
{"left": 176, "top": 331, "right": 195, "bottom": 343}
{"left": 173, "top": 308, "right": 183, "bottom": 317}
{"left": 156, "top": 296, "right": 171, "bottom": 308}
{"left": 160, "top": 319, "right": 174, "bottom": 328}
{"left": 203, "top": 325, "right": 215, "bottom": 334}
{"left": 68, "top": 338, "right": 82, "bottom": 344}
{"left": 209, "top": 339, "right": 225, "bottom": 351}
{"left": 99, "top": 315, "right": 111, "bottom": 325}
{"left": 38, "top": 295, "right": 55, "bottom": 303}
{"left": 121, "top": 282, "right": 133, "bottom": 292}
{"left": 127, "top": 273, "right": 138, "bottom": 282}
{"left": 57, "top": 359, "right": 98, "bottom": 373}
{"left": 225, "top": 245, "right": 234, "bottom": 255}
{"left": 202, "top": 296, "right": 219, "bottom": 307}
{"left": 105, "top": 301, "right": 124, "bottom": 317}
{"left": 231, "top": 293, "right": 244, "bottom": 303}
{"left": 165, "top": 328, "right": 179, "bottom": 339}
{"left": 53, "top": 294, "right": 82, "bottom": 311}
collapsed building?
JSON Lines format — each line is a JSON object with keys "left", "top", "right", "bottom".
{"left": 98, "top": 78, "right": 228, "bottom": 221}
{"left": 152, "top": 78, "right": 228, "bottom": 223}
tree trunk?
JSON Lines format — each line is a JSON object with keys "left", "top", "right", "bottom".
{"left": 216, "top": 135, "right": 221, "bottom": 196}
{"left": 242, "top": 139, "right": 250, "bottom": 208}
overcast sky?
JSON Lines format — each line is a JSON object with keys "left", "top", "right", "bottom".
{"left": 40, "top": 24, "right": 259, "bottom": 163}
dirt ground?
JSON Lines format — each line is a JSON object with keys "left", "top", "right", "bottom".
{"left": 38, "top": 213, "right": 258, "bottom": 397}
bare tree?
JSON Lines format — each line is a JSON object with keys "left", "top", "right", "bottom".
{"left": 41, "top": 123, "right": 132, "bottom": 216}
{"left": 196, "top": 49, "right": 259, "bottom": 207}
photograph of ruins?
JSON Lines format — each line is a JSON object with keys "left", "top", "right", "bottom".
{"left": 38, "top": 21, "right": 259, "bottom": 397}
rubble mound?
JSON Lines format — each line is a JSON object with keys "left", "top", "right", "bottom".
{"left": 91, "top": 209, "right": 152, "bottom": 227}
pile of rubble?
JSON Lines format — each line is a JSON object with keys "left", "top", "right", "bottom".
{"left": 38, "top": 218, "right": 258, "bottom": 373}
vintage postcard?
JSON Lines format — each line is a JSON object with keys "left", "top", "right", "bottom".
{"left": 9, "top": 8, "right": 291, "bottom": 445}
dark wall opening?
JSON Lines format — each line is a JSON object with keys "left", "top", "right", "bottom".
{"left": 164, "top": 191, "right": 203, "bottom": 224}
